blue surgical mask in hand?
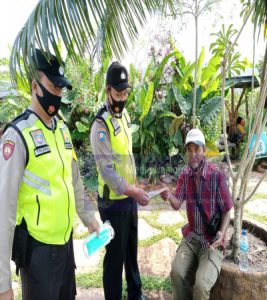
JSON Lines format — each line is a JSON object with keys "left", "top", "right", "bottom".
{"left": 83, "top": 221, "right": 115, "bottom": 257}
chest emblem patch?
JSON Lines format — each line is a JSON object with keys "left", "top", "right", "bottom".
{"left": 30, "top": 129, "right": 50, "bottom": 157}
{"left": 60, "top": 127, "right": 73, "bottom": 149}
{"left": 30, "top": 129, "right": 47, "bottom": 147}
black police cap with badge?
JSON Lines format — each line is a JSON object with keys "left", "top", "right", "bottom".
{"left": 106, "top": 62, "right": 131, "bottom": 92}
{"left": 34, "top": 49, "right": 72, "bottom": 90}
{"left": 32, "top": 49, "right": 72, "bottom": 117}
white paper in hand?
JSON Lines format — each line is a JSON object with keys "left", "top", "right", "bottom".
{"left": 147, "top": 188, "right": 168, "bottom": 199}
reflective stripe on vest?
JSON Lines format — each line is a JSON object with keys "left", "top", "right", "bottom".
{"left": 16, "top": 114, "right": 75, "bottom": 245}
{"left": 97, "top": 109, "right": 136, "bottom": 200}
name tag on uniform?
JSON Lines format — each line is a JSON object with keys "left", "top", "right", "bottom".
{"left": 30, "top": 129, "right": 51, "bottom": 157}
{"left": 60, "top": 127, "right": 73, "bottom": 149}
{"left": 110, "top": 117, "right": 121, "bottom": 136}
{"left": 35, "top": 146, "right": 50, "bottom": 156}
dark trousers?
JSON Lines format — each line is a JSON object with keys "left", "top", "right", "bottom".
{"left": 20, "top": 236, "right": 76, "bottom": 300}
{"left": 98, "top": 196, "right": 142, "bottom": 300}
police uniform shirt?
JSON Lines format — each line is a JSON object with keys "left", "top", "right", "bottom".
{"left": 0, "top": 121, "right": 95, "bottom": 293}
{"left": 90, "top": 101, "right": 134, "bottom": 196}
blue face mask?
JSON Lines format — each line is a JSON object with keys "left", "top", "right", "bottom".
{"left": 36, "top": 81, "right": 62, "bottom": 117}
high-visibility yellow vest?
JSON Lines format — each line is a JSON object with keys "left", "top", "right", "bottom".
{"left": 13, "top": 110, "right": 75, "bottom": 245}
{"left": 96, "top": 107, "right": 136, "bottom": 200}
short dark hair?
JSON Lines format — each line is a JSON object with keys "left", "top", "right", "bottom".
{"left": 237, "top": 116, "right": 243, "bottom": 124}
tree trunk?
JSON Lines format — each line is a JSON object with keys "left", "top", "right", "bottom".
{"left": 245, "top": 94, "right": 249, "bottom": 120}
{"left": 231, "top": 204, "right": 242, "bottom": 261}
{"left": 192, "top": 3, "right": 198, "bottom": 128}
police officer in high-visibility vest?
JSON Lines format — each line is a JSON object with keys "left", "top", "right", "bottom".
{"left": 0, "top": 49, "right": 99, "bottom": 300}
{"left": 90, "top": 62, "right": 149, "bottom": 300}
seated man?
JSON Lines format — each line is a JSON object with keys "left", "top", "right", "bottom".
{"left": 161, "top": 129, "right": 233, "bottom": 300}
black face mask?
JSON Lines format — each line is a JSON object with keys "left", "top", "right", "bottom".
{"left": 36, "top": 81, "right": 62, "bottom": 117}
{"left": 109, "top": 92, "right": 126, "bottom": 115}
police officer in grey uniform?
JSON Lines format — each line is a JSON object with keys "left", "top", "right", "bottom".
{"left": 90, "top": 62, "right": 149, "bottom": 300}
{"left": 0, "top": 49, "right": 99, "bottom": 300}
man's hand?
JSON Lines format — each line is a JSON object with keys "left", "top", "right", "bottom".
{"left": 124, "top": 184, "right": 149, "bottom": 206}
{"left": 0, "top": 288, "right": 14, "bottom": 300}
{"left": 133, "top": 188, "right": 149, "bottom": 206}
{"left": 160, "top": 190, "right": 182, "bottom": 211}
{"left": 88, "top": 219, "right": 100, "bottom": 236}
{"left": 160, "top": 189, "right": 172, "bottom": 201}
{"left": 210, "top": 231, "right": 223, "bottom": 249}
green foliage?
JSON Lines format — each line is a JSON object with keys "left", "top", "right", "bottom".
{"left": 202, "top": 116, "right": 222, "bottom": 144}
{"left": 0, "top": 93, "right": 29, "bottom": 128}
{"left": 141, "top": 276, "right": 172, "bottom": 292}
{"left": 241, "top": 0, "right": 267, "bottom": 37}
{"left": 61, "top": 54, "right": 111, "bottom": 147}
{"left": 172, "top": 87, "right": 191, "bottom": 116}
{"left": 76, "top": 271, "right": 172, "bottom": 293}
{"left": 210, "top": 24, "right": 252, "bottom": 78}
{"left": 0, "top": 58, "right": 10, "bottom": 81}
{"left": 9, "top": 0, "right": 175, "bottom": 89}
{"left": 140, "top": 212, "right": 183, "bottom": 246}
{"left": 126, "top": 39, "right": 226, "bottom": 180}
{"left": 198, "top": 96, "right": 222, "bottom": 126}
{"left": 139, "top": 81, "right": 154, "bottom": 122}
{"left": 76, "top": 270, "right": 103, "bottom": 288}
{"left": 0, "top": 58, "right": 9, "bottom": 65}
{"left": 0, "top": 56, "right": 30, "bottom": 129}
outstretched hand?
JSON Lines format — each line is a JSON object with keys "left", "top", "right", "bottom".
{"left": 160, "top": 189, "right": 172, "bottom": 201}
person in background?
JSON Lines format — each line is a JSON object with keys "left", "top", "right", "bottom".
{"left": 90, "top": 62, "right": 149, "bottom": 300}
{"left": 236, "top": 116, "right": 246, "bottom": 142}
{"left": 0, "top": 49, "right": 99, "bottom": 300}
{"left": 161, "top": 128, "right": 233, "bottom": 300}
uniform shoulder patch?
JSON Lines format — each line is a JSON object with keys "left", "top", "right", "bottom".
{"left": 97, "top": 127, "right": 107, "bottom": 142}
{"left": 2, "top": 140, "right": 15, "bottom": 160}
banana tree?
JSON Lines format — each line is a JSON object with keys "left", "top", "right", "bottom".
{"left": 163, "top": 0, "right": 221, "bottom": 127}
{"left": 171, "top": 47, "right": 223, "bottom": 135}
{"left": 9, "top": 0, "right": 174, "bottom": 91}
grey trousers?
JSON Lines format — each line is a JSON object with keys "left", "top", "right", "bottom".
{"left": 170, "top": 237, "right": 223, "bottom": 300}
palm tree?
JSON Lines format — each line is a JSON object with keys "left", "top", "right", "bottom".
{"left": 9, "top": 0, "right": 174, "bottom": 90}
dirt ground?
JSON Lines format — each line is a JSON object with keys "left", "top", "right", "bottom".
{"left": 224, "top": 225, "right": 267, "bottom": 272}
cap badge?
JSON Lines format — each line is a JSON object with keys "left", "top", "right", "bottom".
{"left": 120, "top": 71, "right": 126, "bottom": 80}
{"left": 59, "top": 66, "right": 64, "bottom": 75}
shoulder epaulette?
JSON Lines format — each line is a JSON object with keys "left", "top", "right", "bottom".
{"left": 96, "top": 105, "right": 108, "bottom": 119}
{"left": 3, "top": 109, "right": 34, "bottom": 166}
{"left": 90, "top": 105, "right": 110, "bottom": 131}
{"left": 4, "top": 109, "right": 32, "bottom": 133}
